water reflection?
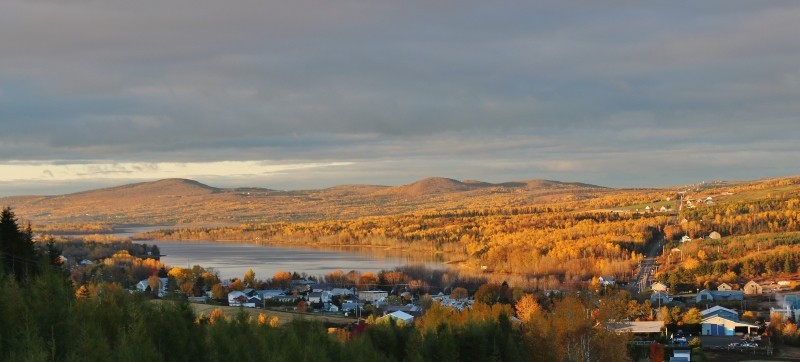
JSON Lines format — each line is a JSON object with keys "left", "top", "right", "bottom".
{"left": 154, "top": 240, "right": 449, "bottom": 280}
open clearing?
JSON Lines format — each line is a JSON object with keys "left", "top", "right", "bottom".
{"left": 190, "top": 303, "right": 355, "bottom": 326}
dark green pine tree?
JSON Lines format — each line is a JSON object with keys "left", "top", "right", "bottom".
{"left": 0, "top": 207, "right": 38, "bottom": 282}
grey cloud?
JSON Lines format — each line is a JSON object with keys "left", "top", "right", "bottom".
{"left": 1, "top": 1, "right": 799, "bottom": 191}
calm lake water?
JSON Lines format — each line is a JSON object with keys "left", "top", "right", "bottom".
{"left": 57, "top": 226, "right": 448, "bottom": 279}
{"left": 153, "top": 241, "right": 447, "bottom": 280}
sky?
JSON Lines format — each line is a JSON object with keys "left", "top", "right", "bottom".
{"left": 1, "top": 1, "right": 800, "bottom": 196}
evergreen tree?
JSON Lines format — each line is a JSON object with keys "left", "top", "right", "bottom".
{"left": 0, "top": 207, "right": 38, "bottom": 282}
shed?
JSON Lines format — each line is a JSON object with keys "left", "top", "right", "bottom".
{"left": 743, "top": 280, "right": 763, "bottom": 295}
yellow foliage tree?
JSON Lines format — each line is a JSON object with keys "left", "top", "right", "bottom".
{"left": 209, "top": 308, "right": 227, "bottom": 323}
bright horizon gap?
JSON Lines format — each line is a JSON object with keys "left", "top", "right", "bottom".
{"left": 0, "top": 160, "right": 355, "bottom": 182}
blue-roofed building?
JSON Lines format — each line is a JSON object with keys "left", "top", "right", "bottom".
{"left": 651, "top": 291, "right": 671, "bottom": 305}
{"left": 696, "top": 289, "right": 743, "bottom": 303}
{"left": 700, "top": 306, "right": 739, "bottom": 321}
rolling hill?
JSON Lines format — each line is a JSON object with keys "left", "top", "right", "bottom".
{"left": 1, "top": 177, "right": 608, "bottom": 227}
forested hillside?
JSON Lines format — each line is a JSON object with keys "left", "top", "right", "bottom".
{"left": 137, "top": 176, "right": 800, "bottom": 289}
{"left": 1, "top": 177, "right": 620, "bottom": 225}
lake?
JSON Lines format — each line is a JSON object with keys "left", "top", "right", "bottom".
{"left": 56, "top": 225, "right": 449, "bottom": 279}
{"left": 153, "top": 241, "right": 448, "bottom": 280}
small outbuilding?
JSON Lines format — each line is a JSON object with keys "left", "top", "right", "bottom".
{"left": 743, "top": 280, "right": 763, "bottom": 295}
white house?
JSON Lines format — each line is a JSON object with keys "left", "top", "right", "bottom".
{"left": 136, "top": 277, "right": 168, "bottom": 296}
{"left": 228, "top": 291, "right": 249, "bottom": 306}
{"left": 307, "top": 292, "right": 331, "bottom": 304}
{"left": 358, "top": 290, "right": 388, "bottom": 302}
{"left": 599, "top": 276, "right": 616, "bottom": 286}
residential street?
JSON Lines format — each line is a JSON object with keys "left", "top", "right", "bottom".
{"left": 632, "top": 237, "right": 664, "bottom": 295}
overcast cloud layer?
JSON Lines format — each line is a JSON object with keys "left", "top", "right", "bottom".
{"left": 1, "top": 1, "right": 799, "bottom": 196}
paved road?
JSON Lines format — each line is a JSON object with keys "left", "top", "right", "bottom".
{"left": 632, "top": 237, "right": 664, "bottom": 295}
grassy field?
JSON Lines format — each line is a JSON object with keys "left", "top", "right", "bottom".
{"left": 190, "top": 302, "right": 356, "bottom": 326}
{"left": 716, "top": 185, "right": 800, "bottom": 203}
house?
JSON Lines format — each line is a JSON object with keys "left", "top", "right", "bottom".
{"left": 255, "top": 290, "right": 286, "bottom": 299}
{"left": 383, "top": 311, "right": 415, "bottom": 324}
{"left": 274, "top": 295, "right": 302, "bottom": 304}
{"left": 431, "top": 292, "right": 450, "bottom": 302}
{"left": 358, "top": 290, "right": 388, "bottom": 302}
{"left": 644, "top": 206, "right": 652, "bottom": 213}
{"left": 341, "top": 302, "right": 364, "bottom": 313}
{"left": 385, "top": 305, "right": 424, "bottom": 314}
{"left": 329, "top": 288, "right": 354, "bottom": 297}
{"left": 660, "top": 206, "right": 669, "bottom": 212}
{"left": 610, "top": 320, "right": 664, "bottom": 335}
{"left": 136, "top": 277, "right": 169, "bottom": 296}
{"left": 328, "top": 305, "right": 339, "bottom": 313}
{"left": 228, "top": 291, "right": 249, "bottom": 306}
{"left": 743, "top": 280, "right": 763, "bottom": 295}
{"left": 599, "top": 276, "right": 616, "bottom": 286}
{"left": 307, "top": 292, "right": 329, "bottom": 304}
{"left": 308, "top": 283, "right": 335, "bottom": 292}
{"left": 702, "top": 315, "right": 759, "bottom": 336}
{"left": 696, "top": 289, "right": 743, "bottom": 303}
{"left": 245, "top": 296, "right": 263, "bottom": 308}
{"left": 310, "top": 301, "right": 325, "bottom": 311}
{"left": 680, "top": 235, "right": 691, "bottom": 243}
{"left": 700, "top": 306, "right": 739, "bottom": 321}
{"left": 80, "top": 259, "right": 93, "bottom": 265}
{"left": 717, "top": 283, "right": 732, "bottom": 291}
{"left": 651, "top": 282, "right": 668, "bottom": 293}
{"left": 650, "top": 291, "right": 671, "bottom": 305}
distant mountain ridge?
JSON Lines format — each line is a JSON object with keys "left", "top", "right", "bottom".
{"left": 0, "top": 177, "right": 605, "bottom": 226}
{"left": 376, "top": 177, "right": 599, "bottom": 197}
